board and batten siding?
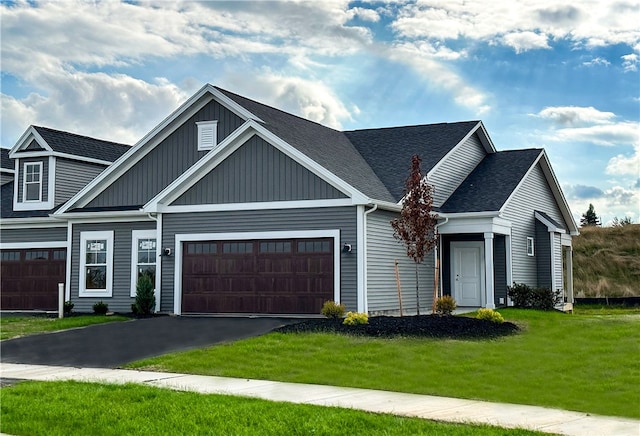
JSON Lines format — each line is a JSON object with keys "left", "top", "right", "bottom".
{"left": 16, "top": 157, "right": 49, "bottom": 202}
{"left": 55, "top": 158, "right": 106, "bottom": 206}
{"left": 161, "top": 207, "right": 358, "bottom": 313}
{"left": 493, "top": 235, "right": 507, "bottom": 306}
{"left": 502, "top": 163, "right": 568, "bottom": 287}
{"left": 535, "top": 220, "right": 552, "bottom": 289}
{"left": 70, "top": 220, "right": 156, "bottom": 313}
{"left": 85, "top": 100, "right": 244, "bottom": 208}
{"left": 366, "top": 209, "right": 434, "bottom": 315}
{"left": 429, "top": 133, "right": 486, "bottom": 208}
{"left": 0, "top": 226, "right": 67, "bottom": 244}
{"left": 173, "top": 135, "right": 347, "bottom": 205}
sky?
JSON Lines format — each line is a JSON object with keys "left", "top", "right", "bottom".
{"left": 1, "top": 0, "right": 638, "bottom": 226}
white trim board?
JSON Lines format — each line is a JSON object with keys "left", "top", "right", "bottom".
{"left": 130, "top": 229, "right": 158, "bottom": 298}
{"left": 172, "top": 229, "right": 341, "bottom": 315}
{"left": 78, "top": 230, "right": 114, "bottom": 298}
{"left": 0, "top": 241, "right": 67, "bottom": 250}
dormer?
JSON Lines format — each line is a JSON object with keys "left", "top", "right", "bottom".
{"left": 10, "top": 128, "right": 55, "bottom": 211}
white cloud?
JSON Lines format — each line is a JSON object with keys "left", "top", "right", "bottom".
{"left": 606, "top": 144, "right": 640, "bottom": 177}
{"left": 569, "top": 185, "right": 640, "bottom": 227}
{"left": 536, "top": 106, "right": 616, "bottom": 127}
{"left": 502, "top": 32, "right": 550, "bottom": 53}
{"left": 582, "top": 57, "right": 611, "bottom": 67}
{"left": 621, "top": 53, "right": 639, "bottom": 72}
{"left": 349, "top": 6, "right": 380, "bottom": 22}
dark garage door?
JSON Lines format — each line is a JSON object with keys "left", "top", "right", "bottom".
{"left": 1, "top": 248, "right": 66, "bottom": 310}
{"left": 182, "top": 238, "right": 334, "bottom": 314}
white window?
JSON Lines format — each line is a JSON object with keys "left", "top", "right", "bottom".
{"left": 131, "top": 230, "right": 157, "bottom": 297}
{"left": 79, "top": 231, "right": 114, "bottom": 297}
{"left": 527, "top": 237, "right": 535, "bottom": 256}
{"left": 23, "top": 162, "right": 42, "bottom": 202}
{"left": 197, "top": 120, "right": 218, "bottom": 151}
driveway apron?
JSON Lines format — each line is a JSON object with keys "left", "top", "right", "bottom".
{"left": 0, "top": 316, "right": 295, "bottom": 368}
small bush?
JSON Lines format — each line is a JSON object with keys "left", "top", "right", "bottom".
{"left": 435, "top": 295, "right": 457, "bottom": 315}
{"left": 343, "top": 311, "right": 369, "bottom": 325}
{"left": 476, "top": 308, "right": 504, "bottom": 324}
{"left": 134, "top": 273, "right": 156, "bottom": 316}
{"left": 92, "top": 301, "right": 109, "bottom": 315}
{"left": 63, "top": 301, "right": 74, "bottom": 315}
{"left": 321, "top": 300, "right": 346, "bottom": 319}
{"left": 507, "top": 282, "right": 563, "bottom": 310}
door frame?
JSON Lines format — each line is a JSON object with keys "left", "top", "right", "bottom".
{"left": 450, "top": 241, "right": 485, "bottom": 307}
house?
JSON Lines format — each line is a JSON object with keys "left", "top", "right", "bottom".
{"left": 0, "top": 84, "right": 578, "bottom": 315}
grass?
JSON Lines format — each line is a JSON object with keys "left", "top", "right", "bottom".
{"left": 128, "top": 309, "right": 640, "bottom": 418}
{"left": 0, "top": 315, "right": 129, "bottom": 340}
{"left": 0, "top": 380, "right": 544, "bottom": 436}
{"left": 573, "top": 224, "right": 640, "bottom": 297}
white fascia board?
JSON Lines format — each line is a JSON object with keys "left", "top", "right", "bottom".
{"left": 534, "top": 210, "right": 566, "bottom": 234}
{"left": 438, "top": 210, "right": 500, "bottom": 219}
{"left": 61, "top": 211, "right": 150, "bottom": 222}
{"left": 371, "top": 200, "right": 402, "bottom": 212}
{"left": 438, "top": 215, "right": 511, "bottom": 235}
{"left": 474, "top": 121, "right": 497, "bottom": 153}
{"left": 536, "top": 151, "right": 579, "bottom": 235}
{"left": 51, "top": 152, "right": 113, "bottom": 166}
{"left": 1, "top": 168, "right": 15, "bottom": 174}
{"left": 9, "top": 127, "right": 52, "bottom": 157}
{"left": 0, "top": 240, "right": 67, "bottom": 250}
{"left": 0, "top": 217, "right": 66, "bottom": 229}
{"left": 157, "top": 198, "right": 355, "bottom": 214}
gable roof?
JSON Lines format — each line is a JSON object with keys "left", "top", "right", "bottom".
{"left": 215, "top": 87, "right": 396, "bottom": 203}
{"left": 345, "top": 122, "right": 483, "bottom": 201}
{"left": 439, "top": 149, "right": 543, "bottom": 213}
{"left": 1, "top": 148, "right": 13, "bottom": 171}
{"left": 31, "top": 126, "right": 130, "bottom": 162}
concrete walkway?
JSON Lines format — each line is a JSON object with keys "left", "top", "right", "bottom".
{"left": 2, "top": 363, "right": 638, "bottom": 435}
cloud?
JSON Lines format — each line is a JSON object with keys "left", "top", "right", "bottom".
{"left": 569, "top": 185, "right": 640, "bottom": 226}
{"left": 349, "top": 6, "right": 380, "bottom": 22}
{"left": 536, "top": 106, "right": 616, "bottom": 127}
{"left": 582, "top": 57, "right": 611, "bottom": 67}
{"left": 621, "top": 53, "right": 639, "bottom": 72}
{"left": 502, "top": 32, "right": 550, "bottom": 53}
{"left": 566, "top": 184, "right": 605, "bottom": 199}
{"left": 606, "top": 144, "right": 640, "bottom": 177}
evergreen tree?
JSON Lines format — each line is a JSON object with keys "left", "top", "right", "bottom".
{"left": 580, "top": 203, "right": 601, "bottom": 227}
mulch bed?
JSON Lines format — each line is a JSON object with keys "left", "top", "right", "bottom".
{"left": 275, "top": 315, "right": 519, "bottom": 339}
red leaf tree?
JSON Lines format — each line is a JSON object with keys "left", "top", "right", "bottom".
{"left": 390, "top": 155, "right": 438, "bottom": 315}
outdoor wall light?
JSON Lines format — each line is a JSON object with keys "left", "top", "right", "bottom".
{"left": 163, "top": 247, "right": 173, "bottom": 256}
{"left": 342, "top": 243, "right": 352, "bottom": 253}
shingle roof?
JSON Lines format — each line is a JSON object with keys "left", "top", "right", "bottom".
{"left": 0, "top": 182, "right": 63, "bottom": 218}
{"left": 1, "top": 148, "right": 13, "bottom": 170}
{"left": 215, "top": 87, "right": 397, "bottom": 203}
{"left": 30, "top": 126, "right": 131, "bottom": 162}
{"left": 535, "top": 210, "right": 564, "bottom": 230}
{"left": 344, "top": 122, "right": 480, "bottom": 201}
{"left": 439, "top": 149, "right": 542, "bottom": 213}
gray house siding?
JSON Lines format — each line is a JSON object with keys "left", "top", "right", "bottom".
{"left": 16, "top": 157, "right": 48, "bottom": 203}
{"left": 1, "top": 173, "right": 13, "bottom": 186}
{"left": 502, "top": 163, "right": 568, "bottom": 287}
{"left": 55, "top": 158, "right": 105, "bottom": 205}
{"left": 0, "top": 226, "right": 67, "bottom": 244}
{"left": 160, "top": 207, "right": 358, "bottom": 313}
{"left": 86, "top": 100, "right": 244, "bottom": 208}
{"left": 493, "top": 235, "right": 507, "bottom": 306}
{"left": 553, "top": 233, "right": 563, "bottom": 292}
{"left": 173, "top": 135, "right": 347, "bottom": 205}
{"left": 366, "top": 209, "right": 434, "bottom": 315}
{"left": 429, "top": 133, "right": 486, "bottom": 208}
{"left": 70, "top": 220, "right": 156, "bottom": 313}
{"left": 535, "top": 220, "right": 552, "bottom": 289}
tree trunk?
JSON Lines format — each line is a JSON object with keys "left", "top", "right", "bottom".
{"left": 415, "top": 260, "right": 420, "bottom": 315}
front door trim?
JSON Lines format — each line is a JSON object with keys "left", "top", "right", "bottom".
{"left": 450, "top": 241, "right": 485, "bottom": 307}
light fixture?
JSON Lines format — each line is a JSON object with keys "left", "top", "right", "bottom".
{"left": 342, "top": 243, "right": 352, "bottom": 253}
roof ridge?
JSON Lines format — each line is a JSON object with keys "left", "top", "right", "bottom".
{"left": 33, "top": 125, "right": 131, "bottom": 148}
{"left": 344, "top": 120, "right": 481, "bottom": 133}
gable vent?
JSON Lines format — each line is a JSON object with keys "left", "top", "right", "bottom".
{"left": 197, "top": 120, "right": 218, "bottom": 151}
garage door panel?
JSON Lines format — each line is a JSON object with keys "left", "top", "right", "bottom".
{"left": 182, "top": 238, "right": 334, "bottom": 314}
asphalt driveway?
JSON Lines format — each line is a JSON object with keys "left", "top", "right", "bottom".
{"left": 0, "top": 316, "right": 298, "bottom": 368}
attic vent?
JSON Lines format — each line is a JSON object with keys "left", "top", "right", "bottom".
{"left": 197, "top": 120, "right": 218, "bottom": 151}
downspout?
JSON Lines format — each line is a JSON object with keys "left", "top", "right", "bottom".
{"left": 433, "top": 216, "right": 449, "bottom": 303}
{"left": 362, "top": 203, "right": 378, "bottom": 314}
{"left": 147, "top": 212, "right": 161, "bottom": 313}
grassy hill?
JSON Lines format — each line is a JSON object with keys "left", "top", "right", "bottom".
{"left": 573, "top": 224, "right": 640, "bottom": 297}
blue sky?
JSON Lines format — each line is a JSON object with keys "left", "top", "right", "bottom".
{"left": 1, "top": 0, "right": 638, "bottom": 225}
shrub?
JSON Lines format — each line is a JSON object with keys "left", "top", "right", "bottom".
{"left": 134, "top": 273, "right": 156, "bottom": 316}
{"left": 435, "top": 295, "right": 456, "bottom": 315}
{"left": 343, "top": 311, "right": 369, "bottom": 325}
{"left": 507, "top": 283, "right": 563, "bottom": 310}
{"left": 92, "top": 301, "right": 109, "bottom": 315}
{"left": 63, "top": 300, "right": 74, "bottom": 315}
{"left": 321, "top": 300, "right": 346, "bottom": 319}
{"left": 476, "top": 308, "right": 504, "bottom": 324}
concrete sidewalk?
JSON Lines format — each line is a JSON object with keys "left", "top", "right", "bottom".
{"left": 1, "top": 363, "right": 638, "bottom": 436}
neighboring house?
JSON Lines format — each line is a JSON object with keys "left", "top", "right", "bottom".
{"left": 0, "top": 84, "right": 578, "bottom": 314}
{"left": 0, "top": 127, "right": 130, "bottom": 310}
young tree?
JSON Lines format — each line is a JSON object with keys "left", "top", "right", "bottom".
{"left": 391, "top": 155, "right": 438, "bottom": 315}
{"left": 580, "top": 203, "right": 601, "bottom": 227}
{"left": 611, "top": 216, "right": 634, "bottom": 227}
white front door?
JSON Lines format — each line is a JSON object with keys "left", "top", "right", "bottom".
{"left": 451, "top": 242, "right": 484, "bottom": 307}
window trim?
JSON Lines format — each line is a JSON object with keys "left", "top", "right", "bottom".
{"left": 23, "top": 161, "right": 42, "bottom": 202}
{"left": 526, "top": 237, "right": 535, "bottom": 256}
{"left": 79, "top": 231, "right": 114, "bottom": 297}
{"left": 130, "top": 230, "right": 157, "bottom": 297}
{"left": 196, "top": 120, "right": 218, "bottom": 151}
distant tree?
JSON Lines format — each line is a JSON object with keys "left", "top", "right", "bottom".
{"left": 611, "top": 216, "right": 634, "bottom": 227}
{"left": 580, "top": 203, "right": 601, "bottom": 227}
{"left": 391, "top": 155, "right": 438, "bottom": 315}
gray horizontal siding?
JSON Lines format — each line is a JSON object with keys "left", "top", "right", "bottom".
{"left": 366, "top": 209, "right": 434, "bottom": 315}
{"left": 493, "top": 235, "right": 507, "bottom": 306}
{"left": 429, "top": 133, "right": 486, "bottom": 208}
{"left": 55, "top": 158, "right": 105, "bottom": 205}
{"left": 16, "top": 157, "right": 48, "bottom": 203}
{"left": 553, "top": 233, "right": 563, "bottom": 292}
{"left": 161, "top": 207, "right": 357, "bottom": 313}
{"left": 86, "top": 99, "right": 244, "bottom": 208}
{"left": 0, "top": 226, "right": 67, "bottom": 244}
{"left": 502, "top": 163, "right": 568, "bottom": 287}
{"left": 173, "top": 135, "right": 347, "bottom": 205}
{"left": 70, "top": 220, "right": 156, "bottom": 313}
{"left": 1, "top": 173, "right": 13, "bottom": 185}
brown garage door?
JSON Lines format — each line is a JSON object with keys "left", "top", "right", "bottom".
{"left": 182, "top": 238, "right": 334, "bottom": 314}
{"left": 1, "top": 248, "right": 66, "bottom": 310}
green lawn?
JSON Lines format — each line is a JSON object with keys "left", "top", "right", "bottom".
{"left": 0, "top": 315, "right": 129, "bottom": 340}
{"left": 128, "top": 309, "right": 640, "bottom": 418}
{"left": 0, "top": 381, "right": 543, "bottom": 436}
